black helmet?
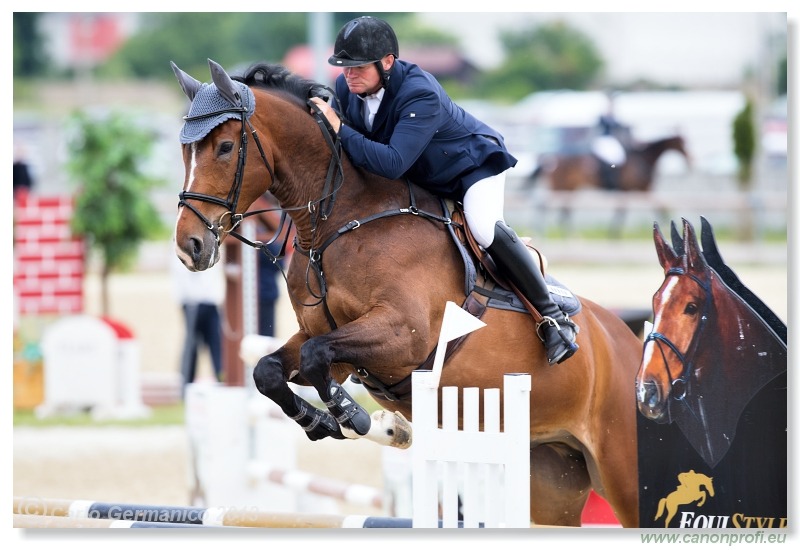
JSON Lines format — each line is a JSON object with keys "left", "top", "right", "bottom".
{"left": 328, "top": 16, "right": 399, "bottom": 67}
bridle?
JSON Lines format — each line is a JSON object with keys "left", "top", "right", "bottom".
{"left": 643, "top": 266, "right": 712, "bottom": 402}
{"left": 178, "top": 105, "right": 276, "bottom": 245}
{"left": 177, "top": 88, "right": 347, "bottom": 262}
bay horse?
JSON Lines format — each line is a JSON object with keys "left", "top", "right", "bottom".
{"left": 533, "top": 135, "right": 691, "bottom": 193}
{"left": 635, "top": 217, "right": 786, "bottom": 467}
{"left": 171, "top": 59, "right": 643, "bottom": 527}
{"left": 529, "top": 135, "right": 691, "bottom": 238}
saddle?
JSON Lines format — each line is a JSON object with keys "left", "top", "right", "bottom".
{"left": 448, "top": 201, "right": 581, "bottom": 321}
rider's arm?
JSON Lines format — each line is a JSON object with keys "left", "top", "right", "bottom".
{"left": 338, "top": 90, "right": 442, "bottom": 180}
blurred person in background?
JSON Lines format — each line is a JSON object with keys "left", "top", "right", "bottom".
{"left": 249, "top": 194, "right": 288, "bottom": 338}
{"left": 172, "top": 253, "right": 225, "bottom": 394}
{"left": 13, "top": 144, "right": 34, "bottom": 203}
{"left": 309, "top": 15, "right": 579, "bottom": 364}
{"left": 591, "top": 92, "right": 632, "bottom": 190}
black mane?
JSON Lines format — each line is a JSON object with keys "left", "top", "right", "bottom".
{"left": 233, "top": 62, "right": 328, "bottom": 106}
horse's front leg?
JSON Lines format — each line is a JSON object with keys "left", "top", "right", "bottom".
{"left": 299, "top": 337, "right": 372, "bottom": 438}
{"left": 252, "top": 334, "right": 346, "bottom": 442}
{"left": 298, "top": 315, "right": 426, "bottom": 440}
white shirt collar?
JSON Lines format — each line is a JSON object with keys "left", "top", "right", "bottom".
{"left": 359, "top": 88, "right": 385, "bottom": 103}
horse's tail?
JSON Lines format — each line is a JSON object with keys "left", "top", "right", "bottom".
{"left": 654, "top": 497, "right": 666, "bottom": 520}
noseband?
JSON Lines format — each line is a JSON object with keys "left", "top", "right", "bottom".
{"left": 644, "top": 267, "right": 712, "bottom": 401}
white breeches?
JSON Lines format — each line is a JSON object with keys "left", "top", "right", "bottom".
{"left": 462, "top": 171, "right": 506, "bottom": 248}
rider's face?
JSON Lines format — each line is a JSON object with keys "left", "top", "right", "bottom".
{"left": 342, "top": 55, "right": 393, "bottom": 95}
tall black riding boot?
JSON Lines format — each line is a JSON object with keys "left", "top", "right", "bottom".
{"left": 487, "top": 221, "right": 579, "bottom": 364}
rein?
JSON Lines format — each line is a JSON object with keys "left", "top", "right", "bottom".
{"left": 644, "top": 266, "right": 712, "bottom": 405}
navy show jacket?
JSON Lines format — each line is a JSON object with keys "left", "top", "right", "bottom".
{"left": 335, "top": 59, "right": 517, "bottom": 200}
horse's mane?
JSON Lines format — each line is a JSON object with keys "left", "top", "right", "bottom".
{"left": 233, "top": 62, "right": 329, "bottom": 108}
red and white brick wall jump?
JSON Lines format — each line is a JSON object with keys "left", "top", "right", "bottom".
{"left": 14, "top": 196, "right": 85, "bottom": 316}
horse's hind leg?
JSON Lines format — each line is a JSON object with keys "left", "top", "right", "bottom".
{"left": 529, "top": 444, "right": 591, "bottom": 527}
{"left": 252, "top": 347, "right": 346, "bottom": 442}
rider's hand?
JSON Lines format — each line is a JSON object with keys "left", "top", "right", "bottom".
{"left": 309, "top": 97, "right": 341, "bottom": 134}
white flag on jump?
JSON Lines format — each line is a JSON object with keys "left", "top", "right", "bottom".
{"left": 429, "top": 301, "right": 487, "bottom": 388}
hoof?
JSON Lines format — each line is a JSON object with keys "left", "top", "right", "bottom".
{"left": 365, "top": 410, "right": 413, "bottom": 449}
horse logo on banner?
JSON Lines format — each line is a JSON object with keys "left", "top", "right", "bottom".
{"left": 655, "top": 470, "right": 715, "bottom": 528}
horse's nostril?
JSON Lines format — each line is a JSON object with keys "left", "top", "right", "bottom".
{"left": 189, "top": 236, "right": 204, "bottom": 266}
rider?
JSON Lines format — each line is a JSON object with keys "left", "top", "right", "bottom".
{"left": 310, "top": 16, "right": 578, "bottom": 364}
{"left": 591, "top": 92, "right": 631, "bottom": 190}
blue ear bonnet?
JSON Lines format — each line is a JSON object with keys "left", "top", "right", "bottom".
{"left": 179, "top": 81, "right": 255, "bottom": 144}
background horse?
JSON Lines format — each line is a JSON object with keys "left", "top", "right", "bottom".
{"left": 532, "top": 135, "right": 691, "bottom": 193}
{"left": 171, "top": 59, "right": 644, "bottom": 527}
{"left": 528, "top": 135, "right": 691, "bottom": 238}
{"left": 635, "top": 217, "right": 786, "bottom": 466}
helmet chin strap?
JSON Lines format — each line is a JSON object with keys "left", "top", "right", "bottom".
{"left": 377, "top": 60, "right": 391, "bottom": 88}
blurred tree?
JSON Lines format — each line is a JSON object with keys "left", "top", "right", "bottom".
{"left": 99, "top": 13, "right": 438, "bottom": 81}
{"left": 66, "top": 110, "right": 166, "bottom": 315}
{"left": 476, "top": 20, "right": 603, "bottom": 101}
{"left": 102, "top": 13, "right": 308, "bottom": 79}
{"left": 776, "top": 53, "right": 787, "bottom": 96}
{"left": 13, "top": 13, "right": 48, "bottom": 77}
{"left": 732, "top": 96, "right": 756, "bottom": 190}
{"left": 732, "top": 96, "right": 757, "bottom": 241}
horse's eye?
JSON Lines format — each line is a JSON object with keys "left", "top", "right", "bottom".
{"left": 684, "top": 303, "right": 698, "bottom": 315}
{"left": 219, "top": 141, "right": 234, "bottom": 156}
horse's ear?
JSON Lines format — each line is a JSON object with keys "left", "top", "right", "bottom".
{"left": 171, "top": 61, "right": 202, "bottom": 101}
{"left": 669, "top": 220, "right": 685, "bottom": 256}
{"left": 699, "top": 216, "right": 723, "bottom": 264}
{"left": 208, "top": 58, "right": 243, "bottom": 107}
{"left": 682, "top": 218, "right": 708, "bottom": 273}
{"left": 653, "top": 222, "right": 678, "bottom": 270}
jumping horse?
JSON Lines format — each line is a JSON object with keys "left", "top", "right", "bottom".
{"left": 171, "top": 59, "right": 643, "bottom": 527}
{"left": 635, "top": 217, "right": 786, "bottom": 467}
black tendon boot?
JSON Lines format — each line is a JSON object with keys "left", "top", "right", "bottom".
{"left": 487, "top": 221, "right": 579, "bottom": 364}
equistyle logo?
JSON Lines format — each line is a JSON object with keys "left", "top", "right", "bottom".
{"left": 654, "top": 470, "right": 715, "bottom": 528}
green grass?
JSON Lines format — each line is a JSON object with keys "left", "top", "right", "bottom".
{"left": 13, "top": 403, "right": 186, "bottom": 428}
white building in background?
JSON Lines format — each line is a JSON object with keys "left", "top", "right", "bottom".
{"left": 420, "top": 12, "right": 787, "bottom": 90}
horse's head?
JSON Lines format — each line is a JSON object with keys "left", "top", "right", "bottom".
{"left": 668, "top": 135, "right": 692, "bottom": 169}
{"left": 171, "top": 59, "right": 276, "bottom": 271}
{"left": 636, "top": 218, "right": 711, "bottom": 421}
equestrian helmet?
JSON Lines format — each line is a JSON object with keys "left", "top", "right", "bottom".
{"left": 328, "top": 16, "right": 399, "bottom": 67}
